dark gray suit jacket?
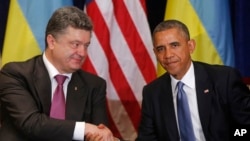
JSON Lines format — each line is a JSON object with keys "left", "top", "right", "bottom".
{"left": 0, "top": 55, "right": 108, "bottom": 141}
{"left": 137, "top": 61, "right": 250, "bottom": 141}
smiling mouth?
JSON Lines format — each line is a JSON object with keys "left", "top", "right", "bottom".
{"left": 72, "top": 55, "right": 84, "bottom": 61}
{"left": 70, "top": 58, "right": 83, "bottom": 64}
{"left": 166, "top": 60, "right": 178, "bottom": 65}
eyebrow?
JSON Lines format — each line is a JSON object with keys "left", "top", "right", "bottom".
{"left": 154, "top": 45, "right": 165, "bottom": 49}
{"left": 169, "top": 41, "right": 180, "bottom": 46}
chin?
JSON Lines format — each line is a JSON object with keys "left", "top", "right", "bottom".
{"left": 70, "top": 65, "right": 81, "bottom": 71}
{"left": 166, "top": 69, "right": 177, "bottom": 76}
{"left": 74, "top": 66, "right": 81, "bottom": 70}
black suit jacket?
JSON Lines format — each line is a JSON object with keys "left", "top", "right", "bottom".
{"left": 0, "top": 55, "right": 108, "bottom": 141}
{"left": 137, "top": 61, "right": 250, "bottom": 141}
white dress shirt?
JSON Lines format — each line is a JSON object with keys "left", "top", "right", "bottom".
{"left": 170, "top": 62, "right": 206, "bottom": 141}
{"left": 43, "top": 53, "right": 85, "bottom": 140}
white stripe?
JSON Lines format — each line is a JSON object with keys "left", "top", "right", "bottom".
{"left": 87, "top": 34, "right": 137, "bottom": 139}
{"left": 107, "top": 82, "right": 138, "bottom": 140}
{"left": 109, "top": 22, "right": 146, "bottom": 102}
{"left": 95, "top": 0, "right": 146, "bottom": 102}
{"left": 124, "top": 0, "right": 157, "bottom": 65}
{"left": 87, "top": 33, "right": 109, "bottom": 79}
{"left": 86, "top": 1, "right": 155, "bottom": 140}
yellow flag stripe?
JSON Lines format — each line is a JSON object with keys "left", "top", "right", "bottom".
{"left": 2, "top": 0, "right": 41, "bottom": 66}
{"left": 157, "top": 0, "right": 223, "bottom": 76}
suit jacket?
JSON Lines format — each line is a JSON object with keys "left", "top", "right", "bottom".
{"left": 0, "top": 55, "right": 108, "bottom": 141}
{"left": 136, "top": 61, "right": 250, "bottom": 141}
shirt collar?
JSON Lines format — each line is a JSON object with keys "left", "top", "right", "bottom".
{"left": 171, "top": 62, "right": 195, "bottom": 91}
{"left": 43, "top": 53, "right": 72, "bottom": 80}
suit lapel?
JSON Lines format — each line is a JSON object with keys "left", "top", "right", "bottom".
{"left": 33, "top": 56, "right": 52, "bottom": 115}
{"left": 194, "top": 62, "right": 213, "bottom": 137}
{"left": 65, "top": 72, "right": 88, "bottom": 120}
{"left": 32, "top": 56, "right": 88, "bottom": 120}
{"left": 159, "top": 74, "right": 179, "bottom": 140}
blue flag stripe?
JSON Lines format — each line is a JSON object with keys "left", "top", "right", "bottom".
{"left": 17, "top": 0, "right": 73, "bottom": 51}
{"left": 190, "top": 0, "right": 235, "bottom": 66}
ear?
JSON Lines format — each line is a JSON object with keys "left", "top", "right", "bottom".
{"left": 46, "top": 34, "right": 56, "bottom": 49}
{"left": 188, "top": 39, "right": 196, "bottom": 54}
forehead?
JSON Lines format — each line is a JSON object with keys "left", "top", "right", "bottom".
{"left": 56, "top": 26, "right": 91, "bottom": 40}
{"left": 61, "top": 26, "right": 90, "bottom": 34}
{"left": 154, "top": 28, "right": 185, "bottom": 41}
{"left": 153, "top": 28, "right": 188, "bottom": 48}
{"left": 155, "top": 27, "right": 183, "bottom": 36}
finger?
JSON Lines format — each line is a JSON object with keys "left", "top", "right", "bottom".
{"left": 86, "top": 133, "right": 103, "bottom": 141}
{"left": 114, "top": 137, "right": 120, "bottom": 141}
{"left": 92, "top": 134, "right": 103, "bottom": 141}
{"left": 97, "top": 124, "right": 106, "bottom": 129}
{"left": 85, "top": 133, "right": 93, "bottom": 141}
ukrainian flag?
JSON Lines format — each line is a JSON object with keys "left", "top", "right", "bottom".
{"left": 2, "top": 0, "right": 72, "bottom": 66}
{"left": 157, "top": 0, "right": 235, "bottom": 76}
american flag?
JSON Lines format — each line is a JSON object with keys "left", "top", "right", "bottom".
{"left": 82, "top": 0, "right": 157, "bottom": 140}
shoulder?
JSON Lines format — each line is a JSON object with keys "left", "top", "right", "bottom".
{"left": 1, "top": 55, "right": 42, "bottom": 75}
{"left": 73, "top": 70, "right": 106, "bottom": 85}
{"left": 0, "top": 55, "right": 43, "bottom": 89}
{"left": 144, "top": 73, "right": 171, "bottom": 90}
{"left": 193, "top": 61, "right": 243, "bottom": 79}
{"left": 194, "top": 61, "right": 238, "bottom": 73}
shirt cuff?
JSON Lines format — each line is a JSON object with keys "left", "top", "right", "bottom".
{"left": 73, "top": 122, "right": 85, "bottom": 140}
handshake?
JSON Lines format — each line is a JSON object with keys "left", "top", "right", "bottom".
{"left": 85, "top": 123, "right": 120, "bottom": 141}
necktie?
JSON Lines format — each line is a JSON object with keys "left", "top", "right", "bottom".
{"left": 50, "top": 75, "right": 67, "bottom": 119}
{"left": 177, "top": 81, "right": 195, "bottom": 141}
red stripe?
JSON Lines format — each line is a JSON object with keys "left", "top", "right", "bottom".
{"left": 87, "top": 1, "right": 141, "bottom": 131}
{"left": 113, "top": 0, "right": 156, "bottom": 83}
{"left": 107, "top": 106, "right": 122, "bottom": 138}
{"left": 82, "top": 58, "right": 122, "bottom": 137}
{"left": 82, "top": 57, "right": 97, "bottom": 75}
{"left": 140, "top": 0, "right": 147, "bottom": 14}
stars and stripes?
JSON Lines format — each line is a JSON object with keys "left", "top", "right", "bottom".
{"left": 83, "top": 0, "right": 157, "bottom": 139}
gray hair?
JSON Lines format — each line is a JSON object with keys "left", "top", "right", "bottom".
{"left": 45, "top": 6, "right": 93, "bottom": 47}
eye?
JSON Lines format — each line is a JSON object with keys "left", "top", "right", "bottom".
{"left": 155, "top": 46, "right": 165, "bottom": 53}
{"left": 69, "top": 41, "right": 90, "bottom": 49}
{"left": 170, "top": 42, "right": 180, "bottom": 48}
{"left": 84, "top": 43, "right": 90, "bottom": 48}
{"left": 74, "top": 43, "right": 80, "bottom": 48}
{"left": 70, "top": 42, "right": 80, "bottom": 49}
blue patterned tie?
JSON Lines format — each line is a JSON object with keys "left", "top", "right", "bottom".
{"left": 177, "top": 81, "right": 195, "bottom": 141}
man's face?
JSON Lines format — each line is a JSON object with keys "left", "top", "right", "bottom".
{"left": 153, "top": 28, "right": 195, "bottom": 80}
{"left": 47, "top": 26, "right": 91, "bottom": 73}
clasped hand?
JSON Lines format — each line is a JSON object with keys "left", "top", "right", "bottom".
{"left": 85, "top": 123, "right": 119, "bottom": 141}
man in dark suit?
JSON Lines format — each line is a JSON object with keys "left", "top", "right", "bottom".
{"left": 0, "top": 6, "right": 116, "bottom": 141}
{"left": 136, "top": 20, "right": 250, "bottom": 141}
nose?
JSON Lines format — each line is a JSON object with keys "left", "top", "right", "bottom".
{"left": 163, "top": 47, "right": 173, "bottom": 59}
{"left": 77, "top": 45, "right": 88, "bottom": 56}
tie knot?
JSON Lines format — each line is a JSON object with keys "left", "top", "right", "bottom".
{"left": 54, "top": 75, "right": 67, "bottom": 85}
{"left": 177, "top": 81, "right": 185, "bottom": 90}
